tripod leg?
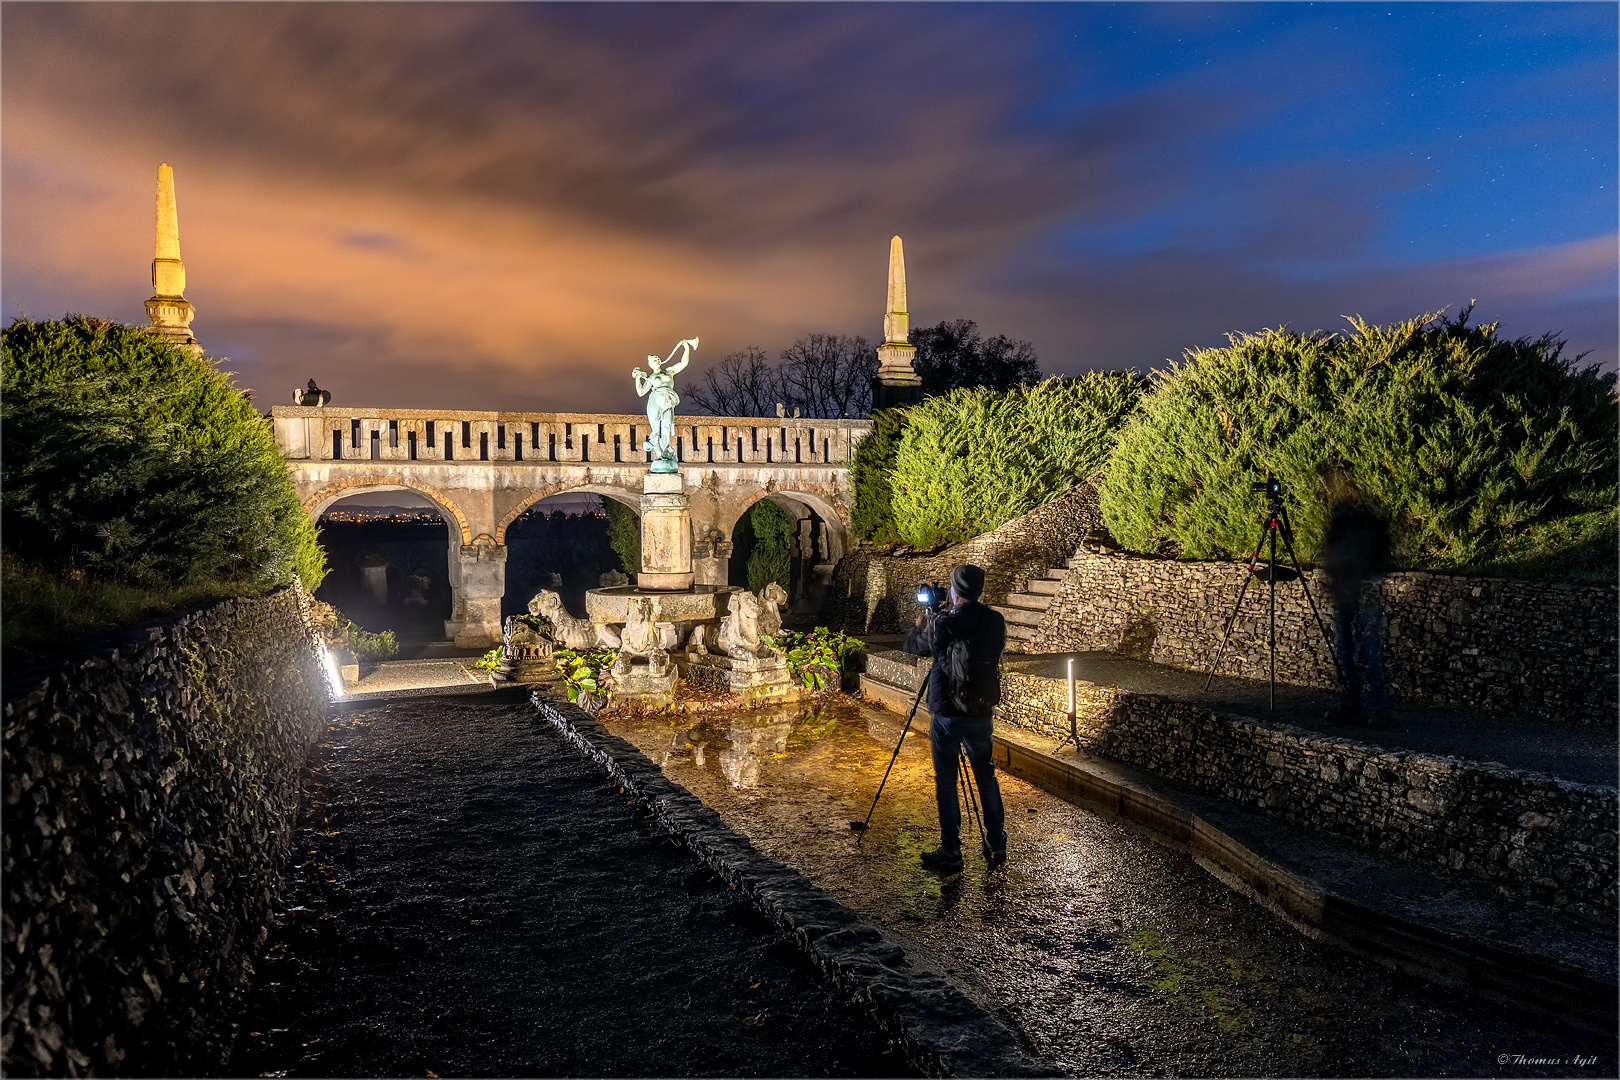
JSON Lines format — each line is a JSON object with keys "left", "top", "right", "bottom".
{"left": 854, "top": 677, "right": 928, "bottom": 845}
{"left": 1269, "top": 516, "right": 1278, "bottom": 712}
{"left": 958, "top": 746, "right": 986, "bottom": 851}
{"left": 1276, "top": 506, "right": 1350, "bottom": 691}
{"left": 1205, "top": 522, "right": 1270, "bottom": 691}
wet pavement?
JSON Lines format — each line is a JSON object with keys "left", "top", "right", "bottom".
{"left": 228, "top": 693, "right": 908, "bottom": 1078}
{"left": 599, "top": 694, "right": 1616, "bottom": 1078}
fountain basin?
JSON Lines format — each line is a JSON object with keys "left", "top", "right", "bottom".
{"left": 585, "top": 584, "right": 738, "bottom": 628}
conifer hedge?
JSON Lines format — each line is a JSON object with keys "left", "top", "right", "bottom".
{"left": 856, "top": 374, "right": 1145, "bottom": 549}
{"left": 746, "top": 498, "right": 794, "bottom": 593}
{"left": 1098, "top": 311, "right": 1617, "bottom": 576}
{"left": 2, "top": 317, "right": 326, "bottom": 641}
{"left": 604, "top": 498, "right": 642, "bottom": 574}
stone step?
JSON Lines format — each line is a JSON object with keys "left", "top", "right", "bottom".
{"left": 1003, "top": 592, "right": 1053, "bottom": 612}
{"left": 1044, "top": 567, "right": 1070, "bottom": 581}
{"left": 991, "top": 604, "right": 1043, "bottom": 628}
{"left": 1027, "top": 578, "right": 1062, "bottom": 596}
{"left": 1004, "top": 621, "right": 1035, "bottom": 642}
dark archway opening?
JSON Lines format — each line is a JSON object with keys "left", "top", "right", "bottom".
{"left": 728, "top": 496, "right": 835, "bottom": 626}
{"left": 314, "top": 491, "right": 453, "bottom": 645}
{"left": 502, "top": 493, "right": 633, "bottom": 619}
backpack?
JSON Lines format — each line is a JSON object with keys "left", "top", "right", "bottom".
{"left": 944, "top": 639, "right": 1000, "bottom": 716}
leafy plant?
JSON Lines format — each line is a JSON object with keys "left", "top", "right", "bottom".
{"left": 604, "top": 499, "right": 642, "bottom": 574}
{"left": 476, "top": 647, "right": 503, "bottom": 672}
{"left": 886, "top": 374, "right": 1145, "bottom": 549}
{"left": 746, "top": 498, "right": 794, "bottom": 594}
{"left": 554, "top": 646, "right": 618, "bottom": 703}
{"left": 347, "top": 625, "right": 399, "bottom": 662}
{"left": 1099, "top": 309, "right": 1618, "bottom": 577}
{"left": 764, "top": 627, "right": 865, "bottom": 691}
{"left": 513, "top": 613, "right": 554, "bottom": 635}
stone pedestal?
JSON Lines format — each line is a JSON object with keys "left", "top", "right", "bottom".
{"left": 608, "top": 664, "right": 679, "bottom": 710}
{"left": 638, "top": 472, "right": 694, "bottom": 591}
{"left": 871, "top": 340, "right": 922, "bottom": 411}
{"left": 726, "top": 653, "right": 798, "bottom": 703}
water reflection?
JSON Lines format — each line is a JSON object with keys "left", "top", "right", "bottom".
{"left": 653, "top": 700, "right": 865, "bottom": 789}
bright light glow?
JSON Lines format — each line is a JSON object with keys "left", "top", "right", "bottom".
{"left": 1066, "top": 657, "right": 1074, "bottom": 715}
{"left": 320, "top": 643, "right": 346, "bottom": 699}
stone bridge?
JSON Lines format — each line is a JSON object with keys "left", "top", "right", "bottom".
{"left": 272, "top": 406, "right": 871, "bottom": 646}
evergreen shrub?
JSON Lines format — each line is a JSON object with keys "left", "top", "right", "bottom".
{"left": 883, "top": 375, "right": 1145, "bottom": 549}
{"left": 604, "top": 499, "right": 642, "bottom": 574}
{"left": 1099, "top": 310, "right": 1618, "bottom": 578}
{"left": 746, "top": 498, "right": 794, "bottom": 594}
{"left": 2, "top": 317, "right": 326, "bottom": 644}
{"left": 851, "top": 408, "right": 908, "bottom": 544}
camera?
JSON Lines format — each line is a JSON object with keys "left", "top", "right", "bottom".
{"left": 1251, "top": 475, "right": 1283, "bottom": 498}
{"left": 915, "top": 582, "right": 949, "bottom": 612}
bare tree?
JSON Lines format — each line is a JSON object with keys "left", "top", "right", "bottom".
{"left": 685, "top": 336, "right": 875, "bottom": 418}
{"left": 684, "top": 346, "right": 785, "bottom": 417}
{"left": 777, "top": 333, "right": 874, "bottom": 419}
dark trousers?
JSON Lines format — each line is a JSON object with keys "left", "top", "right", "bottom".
{"left": 929, "top": 715, "right": 1007, "bottom": 855}
{"left": 1333, "top": 597, "right": 1388, "bottom": 715}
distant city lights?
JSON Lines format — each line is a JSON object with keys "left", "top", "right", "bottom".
{"left": 319, "top": 508, "right": 446, "bottom": 525}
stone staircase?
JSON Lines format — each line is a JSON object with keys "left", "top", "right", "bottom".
{"left": 992, "top": 560, "right": 1072, "bottom": 652}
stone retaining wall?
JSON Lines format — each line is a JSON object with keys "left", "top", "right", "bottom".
{"left": 826, "top": 480, "right": 1102, "bottom": 633}
{"left": 1029, "top": 546, "right": 1617, "bottom": 725}
{"left": 2, "top": 587, "right": 328, "bottom": 1076}
{"left": 986, "top": 665, "right": 1617, "bottom": 923}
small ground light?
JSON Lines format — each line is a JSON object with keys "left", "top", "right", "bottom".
{"left": 319, "top": 643, "right": 345, "bottom": 699}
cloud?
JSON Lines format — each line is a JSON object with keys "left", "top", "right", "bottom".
{"left": 3, "top": 3, "right": 1612, "bottom": 415}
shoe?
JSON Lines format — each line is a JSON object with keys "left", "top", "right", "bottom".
{"left": 920, "top": 848, "right": 964, "bottom": 875}
{"left": 981, "top": 840, "right": 1007, "bottom": 870}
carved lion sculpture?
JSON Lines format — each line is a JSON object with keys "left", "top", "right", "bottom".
{"left": 528, "top": 590, "right": 596, "bottom": 650}
{"left": 760, "top": 581, "right": 788, "bottom": 641}
{"left": 611, "top": 596, "right": 670, "bottom": 677}
{"left": 718, "top": 589, "right": 783, "bottom": 662}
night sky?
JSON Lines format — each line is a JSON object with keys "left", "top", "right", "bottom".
{"left": 3, "top": 3, "right": 1614, "bottom": 414}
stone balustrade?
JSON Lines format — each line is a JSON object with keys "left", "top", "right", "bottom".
{"left": 272, "top": 406, "right": 869, "bottom": 468}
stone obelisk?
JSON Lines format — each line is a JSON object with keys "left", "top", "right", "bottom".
{"left": 870, "top": 235, "right": 922, "bottom": 410}
{"left": 145, "top": 163, "right": 201, "bottom": 355}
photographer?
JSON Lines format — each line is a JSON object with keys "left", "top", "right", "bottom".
{"left": 903, "top": 565, "right": 1008, "bottom": 875}
{"left": 1319, "top": 467, "right": 1392, "bottom": 724}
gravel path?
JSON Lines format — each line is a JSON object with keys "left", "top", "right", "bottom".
{"left": 227, "top": 693, "right": 909, "bottom": 1078}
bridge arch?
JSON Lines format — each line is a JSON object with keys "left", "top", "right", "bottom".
{"left": 495, "top": 481, "right": 642, "bottom": 544}
{"left": 723, "top": 483, "right": 851, "bottom": 566}
{"left": 302, "top": 476, "right": 475, "bottom": 545}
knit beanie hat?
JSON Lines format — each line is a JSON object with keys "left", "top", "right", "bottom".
{"left": 950, "top": 564, "right": 985, "bottom": 601}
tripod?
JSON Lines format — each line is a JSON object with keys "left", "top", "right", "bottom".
{"left": 1204, "top": 479, "right": 1344, "bottom": 711}
{"left": 852, "top": 677, "right": 928, "bottom": 843}
{"left": 852, "top": 676, "right": 988, "bottom": 856}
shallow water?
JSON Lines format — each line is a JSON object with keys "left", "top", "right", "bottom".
{"left": 603, "top": 695, "right": 1613, "bottom": 1078}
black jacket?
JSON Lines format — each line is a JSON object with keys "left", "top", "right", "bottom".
{"left": 906, "top": 601, "right": 1006, "bottom": 718}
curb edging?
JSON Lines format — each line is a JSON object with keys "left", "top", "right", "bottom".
{"left": 530, "top": 693, "right": 1056, "bottom": 1079}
